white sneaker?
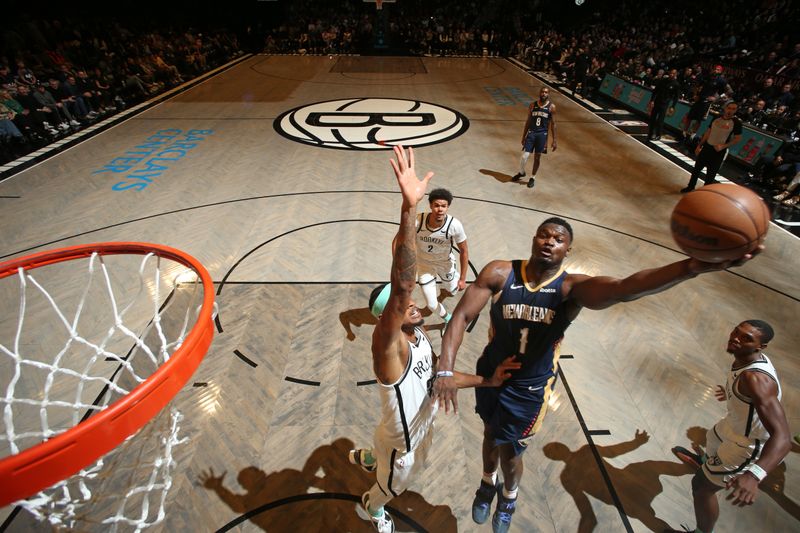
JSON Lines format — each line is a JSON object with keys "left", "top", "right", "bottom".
{"left": 59, "top": 122, "right": 71, "bottom": 130}
{"left": 69, "top": 119, "right": 81, "bottom": 126}
{"left": 362, "top": 492, "right": 394, "bottom": 533}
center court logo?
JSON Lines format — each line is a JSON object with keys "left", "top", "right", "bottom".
{"left": 273, "top": 98, "right": 469, "bottom": 150}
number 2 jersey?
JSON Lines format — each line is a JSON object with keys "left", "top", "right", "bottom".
{"left": 476, "top": 260, "right": 572, "bottom": 388}
{"left": 415, "top": 212, "right": 467, "bottom": 271}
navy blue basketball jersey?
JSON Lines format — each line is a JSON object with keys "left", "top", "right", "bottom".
{"left": 477, "top": 260, "right": 571, "bottom": 387}
{"left": 528, "top": 101, "right": 552, "bottom": 134}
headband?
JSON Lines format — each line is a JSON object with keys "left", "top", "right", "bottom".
{"left": 370, "top": 283, "right": 392, "bottom": 318}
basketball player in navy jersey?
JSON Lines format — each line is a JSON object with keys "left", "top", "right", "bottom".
{"left": 669, "top": 321, "right": 790, "bottom": 533}
{"left": 511, "top": 87, "right": 557, "bottom": 189}
{"left": 351, "top": 145, "right": 519, "bottom": 533}
{"left": 434, "top": 218, "right": 761, "bottom": 533}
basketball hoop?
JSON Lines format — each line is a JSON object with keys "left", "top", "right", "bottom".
{"left": 0, "top": 242, "right": 215, "bottom": 528}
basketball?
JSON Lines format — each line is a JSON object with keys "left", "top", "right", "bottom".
{"left": 670, "top": 183, "right": 770, "bottom": 263}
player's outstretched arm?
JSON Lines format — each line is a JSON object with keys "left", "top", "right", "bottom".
{"left": 372, "top": 145, "right": 433, "bottom": 383}
{"left": 435, "top": 260, "right": 511, "bottom": 413}
{"left": 567, "top": 249, "right": 762, "bottom": 311}
{"left": 725, "top": 371, "right": 791, "bottom": 506}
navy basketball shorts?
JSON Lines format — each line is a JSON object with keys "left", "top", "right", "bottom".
{"left": 523, "top": 131, "right": 548, "bottom": 154}
{"left": 475, "top": 380, "right": 549, "bottom": 456}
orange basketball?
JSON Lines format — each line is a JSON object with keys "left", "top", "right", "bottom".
{"left": 670, "top": 183, "right": 770, "bottom": 263}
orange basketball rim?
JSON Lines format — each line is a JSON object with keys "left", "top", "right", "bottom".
{"left": 0, "top": 242, "right": 215, "bottom": 507}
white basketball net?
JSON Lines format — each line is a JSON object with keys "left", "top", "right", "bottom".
{"left": 0, "top": 251, "right": 205, "bottom": 531}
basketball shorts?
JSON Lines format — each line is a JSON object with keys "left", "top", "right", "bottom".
{"left": 475, "top": 375, "right": 552, "bottom": 456}
{"left": 523, "top": 131, "right": 548, "bottom": 154}
{"left": 701, "top": 423, "right": 763, "bottom": 488}
{"left": 372, "top": 424, "right": 434, "bottom": 500}
{"left": 417, "top": 258, "right": 459, "bottom": 294}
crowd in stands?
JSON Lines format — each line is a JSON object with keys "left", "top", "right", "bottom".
{"left": 507, "top": 0, "right": 799, "bottom": 206}
{"left": 1, "top": 15, "right": 244, "bottom": 165}
{"left": 2, "top": 0, "right": 799, "bottom": 207}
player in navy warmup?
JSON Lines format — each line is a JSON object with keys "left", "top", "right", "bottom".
{"left": 511, "top": 87, "right": 557, "bottom": 189}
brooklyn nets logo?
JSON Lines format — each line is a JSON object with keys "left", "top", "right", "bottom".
{"left": 273, "top": 98, "right": 469, "bottom": 150}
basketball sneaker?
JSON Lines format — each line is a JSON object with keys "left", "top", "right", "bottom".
{"left": 492, "top": 493, "right": 517, "bottom": 533}
{"left": 511, "top": 172, "right": 525, "bottom": 182}
{"left": 362, "top": 492, "right": 395, "bottom": 533}
{"left": 671, "top": 446, "right": 703, "bottom": 469}
{"left": 527, "top": 177, "right": 535, "bottom": 189}
{"left": 471, "top": 479, "right": 501, "bottom": 524}
{"left": 349, "top": 448, "right": 377, "bottom": 472}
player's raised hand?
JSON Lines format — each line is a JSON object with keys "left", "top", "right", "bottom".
{"left": 390, "top": 145, "right": 433, "bottom": 207}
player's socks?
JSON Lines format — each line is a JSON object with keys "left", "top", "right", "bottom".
{"left": 502, "top": 486, "right": 518, "bottom": 500}
{"left": 349, "top": 448, "right": 377, "bottom": 472}
{"left": 362, "top": 492, "right": 395, "bottom": 533}
{"left": 482, "top": 471, "right": 497, "bottom": 485}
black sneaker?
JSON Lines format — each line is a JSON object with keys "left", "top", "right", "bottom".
{"left": 492, "top": 493, "right": 517, "bottom": 533}
{"left": 671, "top": 446, "right": 703, "bottom": 469}
{"left": 511, "top": 172, "right": 525, "bottom": 182}
{"left": 471, "top": 480, "right": 501, "bottom": 524}
{"left": 527, "top": 177, "right": 535, "bottom": 189}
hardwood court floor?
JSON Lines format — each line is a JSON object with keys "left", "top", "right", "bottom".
{"left": 1, "top": 55, "right": 798, "bottom": 532}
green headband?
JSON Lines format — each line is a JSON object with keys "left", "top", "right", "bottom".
{"left": 370, "top": 284, "right": 392, "bottom": 317}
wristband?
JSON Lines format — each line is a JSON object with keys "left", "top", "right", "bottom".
{"left": 744, "top": 463, "right": 766, "bottom": 482}
{"left": 436, "top": 370, "right": 454, "bottom": 378}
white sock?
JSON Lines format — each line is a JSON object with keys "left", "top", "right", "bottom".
{"left": 482, "top": 471, "right": 497, "bottom": 485}
{"left": 502, "top": 486, "right": 518, "bottom": 500}
{"left": 436, "top": 303, "right": 448, "bottom": 318}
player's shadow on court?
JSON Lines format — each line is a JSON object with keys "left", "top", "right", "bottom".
{"left": 339, "top": 308, "right": 377, "bottom": 341}
{"left": 199, "top": 437, "right": 456, "bottom": 531}
{"left": 544, "top": 430, "right": 694, "bottom": 532}
{"left": 479, "top": 168, "right": 521, "bottom": 184}
{"left": 681, "top": 425, "right": 800, "bottom": 521}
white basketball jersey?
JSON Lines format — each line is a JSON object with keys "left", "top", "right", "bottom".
{"left": 717, "top": 353, "right": 782, "bottom": 445}
{"left": 376, "top": 327, "right": 438, "bottom": 452}
{"left": 415, "top": 213, "right": 466, "bottom": 269}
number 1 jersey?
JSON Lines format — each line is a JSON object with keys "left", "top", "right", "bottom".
{"left": 477, "top": 260, "right": 572, "bottom": 387}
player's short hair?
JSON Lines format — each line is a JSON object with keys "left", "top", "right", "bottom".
{"left": 538, "top": 217, "right": 574, "bottom": 242}
{"left": 742, "top": 320, "right": 774, "bottom": 344}
{"left": 428, "top": 188, "right": 453, "bottom": 205}
{"left": 369, "top": 283, "right": 391, "bottom": 317}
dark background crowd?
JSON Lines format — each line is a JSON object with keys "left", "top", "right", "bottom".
{"left": 2, "top": 0, "right": 799, "bottom": 201}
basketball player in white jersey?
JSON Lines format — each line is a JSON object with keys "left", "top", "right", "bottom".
{"left": 413, "top": 188, "right": 468, "bottom": 324}
{"left": 671, "top": 320, "right": 790, "bottom": 533}
{"left": 351, "top": 145, "right": 519, "bottom": 533}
